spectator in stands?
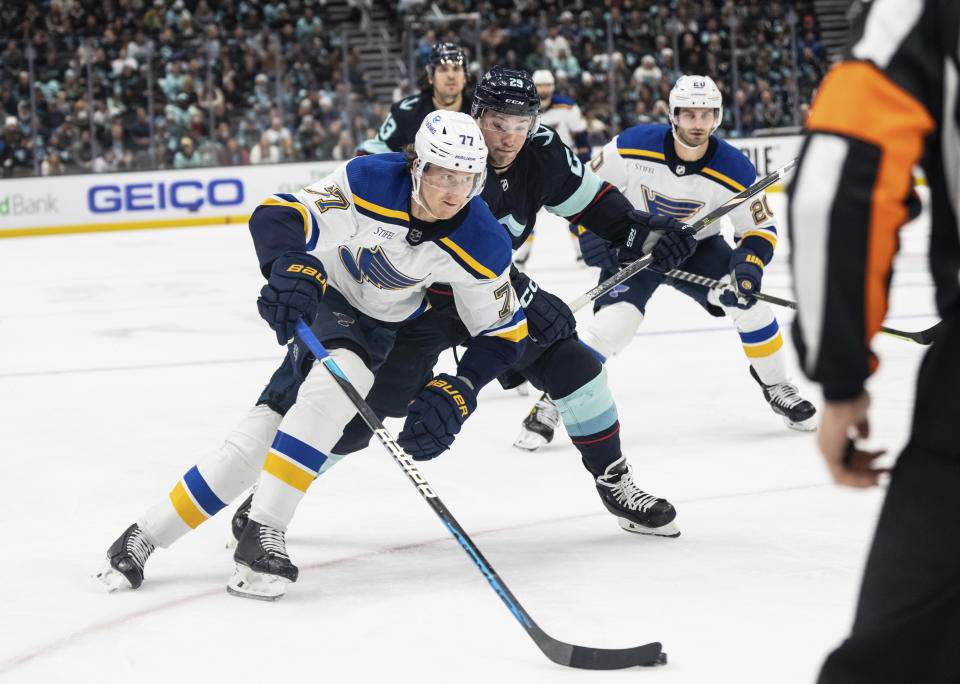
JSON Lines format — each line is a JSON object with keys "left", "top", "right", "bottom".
{"left": 249, "top": 131, "right": 279, "bottom": 165}
{"left": 173, "top": 135, "right": 203, "bottom": 168}
{"left": 219, "top": 136, "right": 249, "bottom": 166}
{"left": 543, "top": 25, "right": 569, "bottom": 62}
{"left": 92, "top": 147, "right": 119, "bottom": 173}
{"left": 633, "top": 54, "right": 662, "bottom": 87}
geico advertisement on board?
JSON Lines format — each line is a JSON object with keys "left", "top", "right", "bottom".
{"left": 0, "top": 161, "right": 341, "bottom": 235}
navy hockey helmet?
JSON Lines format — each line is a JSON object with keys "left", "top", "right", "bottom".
{"left": 426, "top": 42, "right": 466, "bottom": 76}
{"left": 471, "top": 66, "right": 541, "bottom": 136}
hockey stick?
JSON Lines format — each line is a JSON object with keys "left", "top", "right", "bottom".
{"left": 568, "top": 157, "right": 798, "bottom": 313}
{"left": 293, "top": 319, "right": 666, "bottom": 670}
{"left": 665, "top": 268, "right": 943, "bottom": 345}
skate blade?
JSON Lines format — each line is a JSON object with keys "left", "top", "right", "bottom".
{"left": 93, "top": 563, "right": 133, "bottom": 592}
{"left": 513, "top": 429, "right": 549, "bottom": 451}
{"left": 784, "top": 415, "right": 817, "bottom": 432}
{"left": 226, "top": 564, "right": 290, "bottom": 601}
{"left": 617, "top": 518, "right": 681, "bottom": 538}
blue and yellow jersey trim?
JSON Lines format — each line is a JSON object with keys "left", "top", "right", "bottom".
{"left": 346, "top": 154, "right": 412, "bottom": 228}
{"left": 259, "top": 193, "right": 321, "bottom": 251}
{"left": 739, "top": 320, "right": 783, "bottom": 359}
{"left": 699, "top": 139, "right": 756, "bottom": 193}
{"left": 262, "top": 431, "right": 329, "bottom": 493}
{"left": 698, "top": 166, "right": 747, "bottom": 193}
{"left": 481, "top": 310, "right": 528, "bottom": 343}
{"left": 616, "top": 124, "right": 668, "bottom": 162}
{"left": 440, "top": 201, "right": 513, "bottom": 280}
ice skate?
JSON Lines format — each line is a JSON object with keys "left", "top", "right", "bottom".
{"left": 94, "top": 523, "right": 156, "bottom": 591}
{"left": 513, "top": 394, "right": 560, "bottom": 451}
{"left": 595, "top": 457, "right": 680, "bottom": 537}
{"left": 750, "top": 367, "right": 817, "bottom": 431}
{"left": 230, "top": 491, "right": 254, "bottom": 544}
{"left": 227, "top": 519, "right": 298, "bottom": 601}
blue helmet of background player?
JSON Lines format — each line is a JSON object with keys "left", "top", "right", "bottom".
{"left": 471, "top": 66, "right": 541, "bottom": 137}
{"left": 426, "top": 42, "right": 466, "bottom": 77}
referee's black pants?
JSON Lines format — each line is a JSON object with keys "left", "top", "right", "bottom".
{"left": 819, "top": 312, "right": 960, "bottom": 684}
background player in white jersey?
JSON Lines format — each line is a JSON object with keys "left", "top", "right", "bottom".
{"left": 96, "top": 111, "right": 528, "bottom": 600}
{"left": 513, "top": 69, "right": 592, "bottom": 266}
{"left": 516, "top": 75, "right": 816, "bottom": 450}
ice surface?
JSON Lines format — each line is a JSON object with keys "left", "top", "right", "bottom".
{"left": 0, "top": 195, "right": 936, "bottom": 682}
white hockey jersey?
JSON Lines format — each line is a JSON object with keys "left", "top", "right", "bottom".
{"left": 590, "top": 124, "right": 778, "bottom": 261}
{"left": 250, "top": 153, "right": 526, "bottom": 342}
{"left": 539, "top": 95, "right": 589, "bottom": 156}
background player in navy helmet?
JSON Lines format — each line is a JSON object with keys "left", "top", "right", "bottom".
{"left": 523, "top": 75, "right": 816, "bottom": 442}
{"left": 357, "top": 42, "right": 472, "bottom": 155}
{"left": 304, "top": 66, "right": 698, "bottom": 539}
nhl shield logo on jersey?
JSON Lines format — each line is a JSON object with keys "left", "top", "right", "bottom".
{"left": 641, "top": 186, "right": 704, "bottom": 222}
{"left": 339, "top": 245, "right": 426, "bottom": 291}
{"left": 675, "top": 164, "right": 686, "bottom": 175}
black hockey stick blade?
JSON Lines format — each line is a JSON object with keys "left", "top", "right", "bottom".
{"left": 569, "top": 157, "right": 798, "bottom": 312}
{"left": 293, "top": 319, "right": 667, "bottom": 670}
{"left": 665, "top": 268, "right": 942, "bottom": 345}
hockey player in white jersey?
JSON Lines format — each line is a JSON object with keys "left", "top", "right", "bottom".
{"left": 516, "top": 75, "right": 816, "bottom": 449}
{"left": 96, "top": 111, "right": 528, "bottom": 599}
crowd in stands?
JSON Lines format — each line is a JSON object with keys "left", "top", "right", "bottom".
{"left": 0, "top": 0, "right": 826, "bottom": 178}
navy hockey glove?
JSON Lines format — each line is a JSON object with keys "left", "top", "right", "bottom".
{"left": 616, "top": 210, "right": 697, "bottom": 274}
{"left": 257, "top": 252, "right": 328, "bottom": 345}
{"left": 577, "top": 226, "right": 620, "bottom": 272}
{"left": 512, "top": 267, "right": 576, "bottom": 346}
{"left": 718, "top": 247, "right": 763, "bottom": 310}
{"left": 398, "top": 374, "right": 478, "bottom": 461}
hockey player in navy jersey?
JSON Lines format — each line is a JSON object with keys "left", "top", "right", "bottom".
{"left": 516, "top": 75, "right": 816, "bottom": 449}
{"left": 358, "top": 42, "right": 472, "bottom": 155}
{"left": 513, "top": 69, "right": 593, "bottom": 266}
{"left": 285, "top": 66, "right": 697, "bottom": 540}
{"left": 96, "top": 111, "right": 527, "bottom": 600}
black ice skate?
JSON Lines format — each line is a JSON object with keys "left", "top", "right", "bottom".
{"left": 514, "top": 394, "right": 560, "bottom": 451}
{"left": 230, "top": 492, "right": 253, "bottom": 543}
{"left": 595, "top": 457, "right": 680, "bottom": 537}
{"left": 227, "top": 519, "right": 298, "bottom": 601}
{"left": 94, "top": 523, "right": 156, "bottom": 591}
{"left": 750, "top": 366, "right": 817, "bottom": 432}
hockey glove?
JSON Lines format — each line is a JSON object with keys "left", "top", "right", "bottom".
{"left": 616, "top": 210, "right": 697, "bottom": 274}
{"left": 511, "top": 267, "right": 576, "bottom": 346}
{"left": 257, "top": 251, "right": 328, "bottom": 345}
{"left": 577, "top": 227, "right": 620, "bottom": 272}
{"left": 719, "top": 247, "right": 763, "bottom": 310}
{"left": 398, "top": 373, "right": 478, "bottom": 461}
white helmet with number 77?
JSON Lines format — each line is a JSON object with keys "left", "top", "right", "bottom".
{"left": 668, "top": 75, "right": 723, "bottom": 141}
{"left": 412, "top": 109, "right": 488, "bottom": 209}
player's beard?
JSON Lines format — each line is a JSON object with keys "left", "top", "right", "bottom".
{"left": 433, "top": 87, "right": 461, "bottom": 109}
{"left": 676, "top": 127, "right": 708, "bottom": 148}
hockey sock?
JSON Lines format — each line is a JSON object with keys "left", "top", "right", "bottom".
{"left": 552, "top": 366, "right": 622, "bottom": 477}
{"left": 139, "top": 404, "right": 283, "bottom": 548}
{"left": 249, "top": 348, "right": 373, "bottom": 531}
{"left": 726, "top": 302, "right": 787, "bottom": 385}
{"left": 579, "top": 302, "right": 644, "bottom": 359}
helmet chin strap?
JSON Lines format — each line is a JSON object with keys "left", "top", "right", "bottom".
{"left": 671, "top": 120, "right": 705, "bottom": 151}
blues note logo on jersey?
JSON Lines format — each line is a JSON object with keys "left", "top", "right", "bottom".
{"left": 339, "top": 245, "right": 425, "bottom": 291}
{"left": 641, "top": 186, "right": 704, "bottom": 221}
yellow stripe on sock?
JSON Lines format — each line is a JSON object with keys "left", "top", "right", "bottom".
{"left": 263, "top": 451, "right": 314, "bottom": 493}
{"left": 743, "top": 333, "right": 784, "bottom": 358}
{"left": 169, "top": 481, "right": 207, "bottom": 529}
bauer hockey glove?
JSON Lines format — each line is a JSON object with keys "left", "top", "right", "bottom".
{"left": 719, "top": 247, "right": 763, "bottom": 310}
{"left": 398, "top": 373, "right": 478, "bottom": 461}
{"left": 511, "top": 267, "right": 576, "bottom": 346}
{"left": 577, "top": 227, "right": 620, "bottom": 273}
{"left": 617, "top": 210, "right": 697, "bottom": 274}
{"left": 257, "top": 251, "right": 328, "bottom": 345}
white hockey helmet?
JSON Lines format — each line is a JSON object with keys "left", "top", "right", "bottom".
{"left": 531, "top": 69, "right": 555, "bottom": 86}
{"left": 668, "top": 75, "right": 723, "bottom": 135}
{"left": 412, "top": 110, "right": 488, "bottom": 207}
